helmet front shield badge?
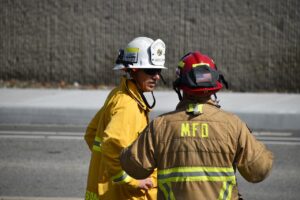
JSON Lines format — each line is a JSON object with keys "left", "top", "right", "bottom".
{"left": 113, "top": 37, "right": 166, "bottom": 70}
{"left": 150, "top": 39, "right": 166, "bottom": 66}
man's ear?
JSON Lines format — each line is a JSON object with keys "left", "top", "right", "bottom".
{"left": 128, "top": 68, "right": 138, "bottom": 78}
{"left": 130, "top": 68, "right": 139, "bottom": 77}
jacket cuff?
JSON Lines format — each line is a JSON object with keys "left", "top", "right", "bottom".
{"left": 112, "top": 170, "right": 140, "bottom": 189}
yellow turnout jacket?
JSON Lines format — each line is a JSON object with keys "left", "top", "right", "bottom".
{"left": 121, "top": 99, "right": 273, "bottom": 200}
{"left": 85, "top": 76, "right": 157, "bottom": 200}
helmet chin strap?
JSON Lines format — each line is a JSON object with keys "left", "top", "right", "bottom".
{"left": 140, "top": 73, "right": 167, "bottom": 109}
{"left": 131, "top": 77, "right": 156, "bottom": 109}
{"left": 140, "top": 91, "right": 156, "bottom": 109}
{"left": 173, "top": 79, "right": 183, "bottom": 101}
{"left": 159, "top": 74, "right": 167, "bottom": 85}
{"left": 212, "top": 93, "right": 221, "bottom": 108}
{"left": 173, "top": 86, "right": 183, "bottom": 101}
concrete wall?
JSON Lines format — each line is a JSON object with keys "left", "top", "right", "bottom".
{"left": 1, "top": 0, "right": 299, "bottom": 92}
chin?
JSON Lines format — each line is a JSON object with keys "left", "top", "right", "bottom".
{"left": 144, "top": 87, "right": 154, "bottom": 92}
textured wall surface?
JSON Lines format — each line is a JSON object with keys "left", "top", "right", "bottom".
{"left": 1, "top": 0, "right": 299, "bottom": 92}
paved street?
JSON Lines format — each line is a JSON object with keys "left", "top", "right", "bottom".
{"left": 0, "top": 89, "right": 300, "bottom": 199}
{"left": 0, "top": 126, "right": 300, "bottom": 200}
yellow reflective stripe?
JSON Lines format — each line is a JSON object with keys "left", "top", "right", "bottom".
{"left": 159, "top": 176, "right": 235, "bottom": 183}
{"left": 186, "top": 104, "right": 194, "bottom": 112}
{"left": 158, "top": 166, "right": 236, "bottom": 200}
{"left": 94, "top": 136, "right": 101, "bottom": 142}
{"left": 92, "top": 136, "right": 102, "bottom": 152}
{"left": 159, "top": 166, "right": 234, "bottom": 175}
{"left": 125, "top": 47, "right": 139, "bottom": 53}
{"left": 178, "top": 61, "right": 185, "bottom": 68}
{"left": 186, "top": 104, "right": 203, "bottom": 114}
{"left": 112, "top": 170, "right": 132, "bottom": 184}
{"left": 158, "top": 182, "right": 169, "bottom": 200}
{"left": 159, "top": 179, "right": 235, "bottom": 200}
{"left": 92, "top": 145, "right": 101, "bottom": 152}
{"left": 85, "top": 190, "right": 99, "bottom": 200}
{"left": 218, "top": 181, "right": 227, "bottom": 200}
{"left": 198, "top": 104, "right": 203, "bottom": 113}
{"left": 218, "top": 181, "right": 234, "bottom": 200}
{"left": 159, "top": 182, "right": 175, "bottom": 200}
{"left": 226, "top": 181, "right": 234, "bottom": 200}
{"left": 192, "top": 62, "right": 210, "bottom": 67}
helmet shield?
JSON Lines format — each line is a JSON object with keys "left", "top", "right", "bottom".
{"left": 181, "top": 65, "right": 220, "bottom": 88}
{"left": 150, "top": 39, "right": 165, "bottom": 66}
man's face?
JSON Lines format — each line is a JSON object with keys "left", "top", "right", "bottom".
{"left": 132, "top": 69, "right": 161, "bottom": 92}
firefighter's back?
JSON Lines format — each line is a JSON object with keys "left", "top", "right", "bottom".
{"left": 153, "top": 100, "right": 271, "bottom": 200}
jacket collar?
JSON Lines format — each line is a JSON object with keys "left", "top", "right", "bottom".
{"left": 176, "top": 98, "right": 220, "bottom": 111}
{"left": 120, "top": 76, "right": 149, "bottom": 112}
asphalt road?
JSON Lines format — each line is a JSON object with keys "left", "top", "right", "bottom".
{"left": 0, "top": 126, "right": 300, "bottom": 200}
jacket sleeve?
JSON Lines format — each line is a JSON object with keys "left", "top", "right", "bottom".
{"left": 84, "top": 108, "right": 102, "bottom": 151}
{"left": 235, "top": 121, "right": 274, "bottom": 183}
{"left": 120, "top": 121, "right": 156, "bottom": 179}
{"left": 100, "top": 101, "right": 149, "bottom": 188}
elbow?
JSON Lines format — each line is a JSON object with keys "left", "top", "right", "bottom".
{"left": 239, "top": 151, "right": 274, "bottom": 183}
{"left": 120, "top": 148, "right": 153, "bottom": 179}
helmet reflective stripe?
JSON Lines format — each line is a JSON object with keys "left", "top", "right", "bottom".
{"left": 178, "top": 61, "right": 185, "bottom": 68}
{"left": 158, "top": 166, "right": 236, "bottom": 200}
{"left": 123, "top": 47, "right": 139, "bottom": 63}
{"left": 126, "top": 47, "right": 139, "bottom": 53}
{"left": 192, "top": 62, "right": 210, "bottom": 67}
{"left": 114, "top": 37, "right": 166, "bottom": 70}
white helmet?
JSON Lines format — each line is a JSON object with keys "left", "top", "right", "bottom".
{"left": 113, "top": 37, "right": 166, "bottom": 70}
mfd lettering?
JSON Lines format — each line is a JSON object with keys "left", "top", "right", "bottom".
{"left": 180, "top": 122, "right": 209, "bottom": 138}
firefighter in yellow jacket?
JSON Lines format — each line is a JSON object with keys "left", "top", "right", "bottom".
{"left": 120, "top": 51, "right": 273, "bottom": 200}
{"left": 84, "top": 37, "right": 167, "bottom": 200}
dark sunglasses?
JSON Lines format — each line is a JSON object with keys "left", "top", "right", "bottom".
{"left": 142, "top": 69, "right": 162, "bottom": 76}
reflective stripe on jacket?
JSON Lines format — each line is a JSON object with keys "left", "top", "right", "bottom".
{"left": 85, "top": 76, "right": 157, "bottom": 200}
{"left": 121, "top": 99, "right": 273, "bottom": 200}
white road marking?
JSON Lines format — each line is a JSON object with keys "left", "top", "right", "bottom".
{"left": 256, "top": 136, "right": 300, "bottom": 141}
{"left": 261, "top": 141, "right": 300, "bottom": 145}
{"left": 1, "top": 130, "right": 299, "bottom": 145}
{"left": 0, "top": 130, "right": 83, "bottom": 140}
{"left": 252, "top": 131, "right": 293, "bottom": 136}
{"left": 0, "top": 130, "right": 83, "bottom": 135}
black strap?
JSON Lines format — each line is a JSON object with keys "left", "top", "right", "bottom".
{"left": 115, "top": 49, "right": 134, "bottom": 68}
{"left": 212, "top": 93, "right": 221, "bottom": 108}
{"left": 219, "top": 74, "right": 229, "bottom": 89}
{"left": 159, "top": 74, "right": 167, "bottom": 85}
{"left": 173, "top": 80, "right": 183, "bottom": 101}
{"left": 140, "top": 91, "right": 156, "bottom": 109}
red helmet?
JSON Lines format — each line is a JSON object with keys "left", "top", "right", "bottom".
{"left": 173, "top": 51, "right": 227, "bottom": 98}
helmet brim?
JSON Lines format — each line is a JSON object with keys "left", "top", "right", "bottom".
{"left": 113, "top": 63, "right": 167, "bottom": 70}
